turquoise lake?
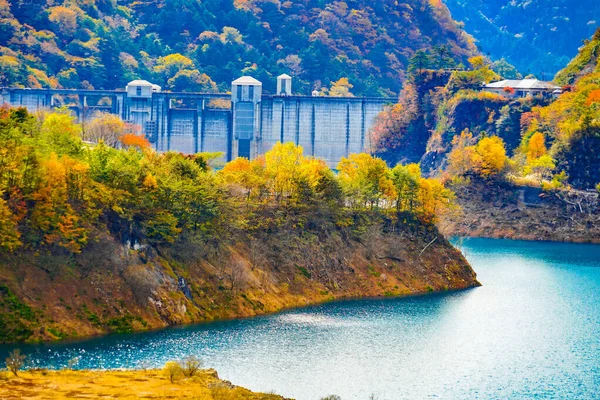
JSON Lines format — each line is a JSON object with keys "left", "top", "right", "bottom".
{"left": 2, "top": 238, "right": 600, "bottom": 399}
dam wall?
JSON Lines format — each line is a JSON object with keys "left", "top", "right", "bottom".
{"left": 1, "top": 78, "right": 393, "bottom": 167}
{"left": 261, "top": 96, "right": 387, "bottom": 165}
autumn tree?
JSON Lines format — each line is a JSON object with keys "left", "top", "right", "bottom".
{"left": 181, "top": 355, "right": 203, "bottom": 377}
{"left": 329, "top": 78, "right": 354, "bottom": 97}
{"left": 264, "top": 142, "right": 305, "bottom": 203}
{"left": 83, "top": 113, "right": 127, "bottom": 147}
{"left": 337, "top": 153, "right": 394, "bottom": 209}
{"left": 28, "top": 154, "right": 89, "bottom": 253}
{"left": 168, "top": 70, "right": 217, "bottom": 93}
{"left": 446, "top": 56, "right": 500, "bottom": 92}
{"left": 153, "top": 53, "right": 215, "bottom": 91}
{"left": 119, "top": 134, "right": 151, "bottom": 150}
{"left": 0, "top": 197, "right": 21, "bottom": 251}
{"left": 390, "top": 163, "right": 420, "bottom": 212}
{"left": 5, "top": 349, "right": 26, "bottom": 376}
{"left": 416, "top": 176, "right": 455, "bottom": 223}
{"left": 163, "top": 361, "right": 183, "bottom": 383}
{"left": 524, "top": 154, "right": 556, "bottom": 184}
{"left": 471, "top": 136, "right": 508, "bottom": 177}
{"left": 447, "top": 129, "right": 476, "bottom": 178}
{"left": 48, "top": 6, "right": 78, "bottom": 37}
{"left": 525, "top": 131, "right": 547, "bottom": 161}
{"left": 220, "top": 157, "right": 260, "bottom": 200}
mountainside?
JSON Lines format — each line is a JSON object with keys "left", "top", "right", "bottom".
{"left": 375, "top": 27, "right": 600, "bottom": 190}
{"left": 444, "top": 0, "right": 600, "bottom": 77}
{"left": 555, "top": 28, "right": 600, "bottom": 85}
{"left": 0, "top": 0, "right": 476, "bottom": 96}
{"left": 371, "top": 30, "right": 600, "bottom": 243}
{"left": 371, "top": 58, "right": 545, "bottom": 170}
{"left": 1, "top": 213, "right": 477, "bottom": 343}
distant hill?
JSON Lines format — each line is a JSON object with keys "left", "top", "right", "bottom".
{"left": 444, "top": 0, "right": 600, "bottom": 77}
{"left": 0, "top": 0, "right": 476, "bottom": 96}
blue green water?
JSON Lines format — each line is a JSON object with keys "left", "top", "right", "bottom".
{"left": 2, "top": 238, "right": 600, "bottom": 399}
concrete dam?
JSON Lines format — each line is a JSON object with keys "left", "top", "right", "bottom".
{"left": 0, "top": 75, "right": 394, "bottom": 167}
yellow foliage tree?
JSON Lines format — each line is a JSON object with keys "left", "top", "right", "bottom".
{"left": 417, "top": 177, "right": 455, "bottom": 223}
{"left": 337, "top": 153, "right": 394, "bottom": 208}
{"left": 390, "top": 163, "right": 420, "bottom": 212}
{"left": 48, "top": 6, "right": 78, "bottom": 36}
{"left": 154, "top": 53, "right": 195, "bottom": 77}
{"left": 264, "top": 142, "right": 305, "bottom": 203}
{"left": 29, "top": 154, "right": 88, "bottom": 252}
{"left": 0, "top": 196, "right": 21, "bottom": 251}
{"left": 524, "top": 154, "right": 556, "bottom": 184}
{"left": 329, "top": 78, "right": 354, "bottom": 97}
{"left": 447, "top": 129, "right": 476, "bottom": 177}
{"left": 471, "top": 136, "right": 507, "bottom": 177}
{"left": 220, "top": 156, "right": 266, "bottom": 201}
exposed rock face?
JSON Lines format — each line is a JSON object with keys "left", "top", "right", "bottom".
{"left": 445, "top": 180, "right": 600, "bottom": 243}
{"left": 0, "top": 216, "right": 478, "bottom": 343}
{"left": 556, "top": 128, "right": 600, "bottom": 190}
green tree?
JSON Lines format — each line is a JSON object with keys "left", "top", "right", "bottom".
{"left": 408, "top": 49, "right": 431, "bottom": 75}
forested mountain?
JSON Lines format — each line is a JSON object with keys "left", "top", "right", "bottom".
{"left": 444, "top": 0, "right": 600, "bottom": 77}
{"left": 0, "top": 0, "right": 476, "bottom": 96}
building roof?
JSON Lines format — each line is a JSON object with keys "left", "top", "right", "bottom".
{"left": 485, "top": 79, "right": 560, "bottom": 90}
{"left": 232, "top": 76, "right": 262, "bottom": 85}
{"left": 278, "top": 74, "right": 292, "bottom": 79}
{"left": 127, "top": 79, "right": 154, "bottom": 87}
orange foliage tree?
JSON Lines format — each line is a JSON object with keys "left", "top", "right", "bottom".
{"left": 526, "top": 131, "right": 547, "bottom": 161}
{"left": 119, "top": 134, "right": 151, "bottom": 150}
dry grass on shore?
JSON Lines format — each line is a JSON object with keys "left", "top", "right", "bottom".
{"left": 0, "top": 368, "right": 287, "bottom": 399}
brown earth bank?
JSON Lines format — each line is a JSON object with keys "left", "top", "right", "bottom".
{"left": 0, "top": 368, "right": 288, "bottom": 399}
{"left": 0, "top": 212, "right": 479, "bottom": 344}
{"left": 446, "top": 180, "right": 600, "bottom": 243}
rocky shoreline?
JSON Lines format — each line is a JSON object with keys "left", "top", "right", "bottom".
{"left": 446, "top": 182, "right": 600, "bottom": 244}
{"left": 0, "top": 218, "right": 479, "bottom": 344}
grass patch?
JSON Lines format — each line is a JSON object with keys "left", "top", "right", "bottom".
{"left": 0, "top": 369, "right": 286, "bottom": 399}
{"left": 367, "top": 265, "right": 381, "bottom": 278}
{"left": 0, "top": 284, "right": 38, "bottom": 342}
{"left": 81, "top": 305, "right": 101, "bottom": 327}
{"left": 295, "top": 265, "right": 311, "bottom": 279}
{"left": 46, "top": 327, "right": 67, "bottom": 339}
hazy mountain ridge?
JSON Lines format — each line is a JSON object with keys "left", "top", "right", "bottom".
{"left": 444, "top": 0, "right": 600, "bottom": 77}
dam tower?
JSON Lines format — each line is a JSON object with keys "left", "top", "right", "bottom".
{"left": 231, "top": 76, "right": 262, "bottom": 159}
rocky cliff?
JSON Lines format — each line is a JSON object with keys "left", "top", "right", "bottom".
{"left": 445, "top": 181, "right": 600, "bottom": 243}
{"left": 0, "top": 213, "right": 478, "bottom": 343}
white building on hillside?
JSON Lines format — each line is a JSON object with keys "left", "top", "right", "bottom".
{"left": 483, "top": 79, "right": 561, "bottom": 98}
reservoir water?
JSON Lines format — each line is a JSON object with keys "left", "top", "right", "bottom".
{"left": 2, "top": 238, "right": 600, "bottom": 399}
